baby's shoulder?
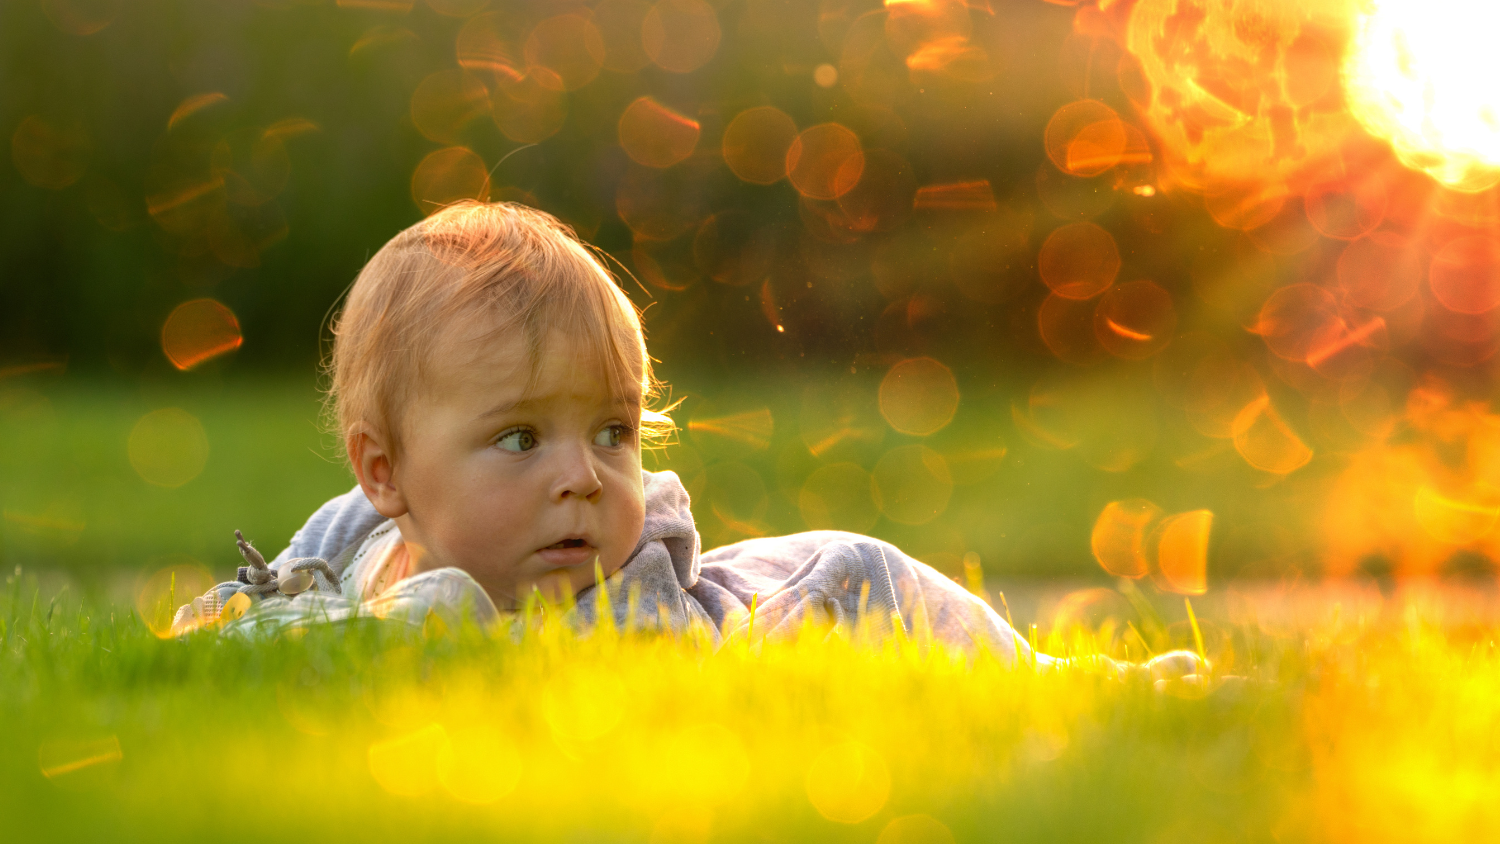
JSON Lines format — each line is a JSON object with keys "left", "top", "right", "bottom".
{"left": 700, "top": 530, "right": 900, "bottom": 573}
{"left": 273, "top": 485, "right": 387, "bottom": 566}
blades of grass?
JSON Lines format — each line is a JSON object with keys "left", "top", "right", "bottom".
{"left": 1185, "top": 597, "right": 1207, "bottom": 667}
{"left": 746, "top": 592, "right": 759, "bottom": 646}
{"left": 1116, "top": 577, "right": 1168, "bottom": 650}
{"left": 1126, "top": 621, "right": 1155, "bottom": 659}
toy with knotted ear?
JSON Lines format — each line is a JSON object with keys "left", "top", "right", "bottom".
{"left": 234, "top": 530, "right": 341, "bottom": 596}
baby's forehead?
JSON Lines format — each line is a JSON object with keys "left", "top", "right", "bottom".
{"left": 427, "top": 317, "right": 642, "bottom": 404}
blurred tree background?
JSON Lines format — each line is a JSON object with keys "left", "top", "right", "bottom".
{"left": 4, "top": 0, "right": 1495, "bottom": 592}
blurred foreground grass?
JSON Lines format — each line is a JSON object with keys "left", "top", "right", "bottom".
{"left": 5, "top": 578, "right": 1500, "bottom": 843}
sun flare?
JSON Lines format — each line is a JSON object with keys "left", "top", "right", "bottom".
{"left": 1344, "top": 0, "right": 1500, "bottom": 192}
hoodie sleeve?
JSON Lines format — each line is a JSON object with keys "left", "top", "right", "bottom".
{"left": 266, "top": 485, "right": 388, "bottom": 569}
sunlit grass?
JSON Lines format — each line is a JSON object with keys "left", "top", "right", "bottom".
{"left": 6, "top": 573, "right": 1500, "bottom": 843}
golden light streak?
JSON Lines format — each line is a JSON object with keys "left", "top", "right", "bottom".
{"left": 167, "top": 93, "right": 228, "bottom": 130}
{"left": 39, "top": 737, "right": 122, "bottom": 779}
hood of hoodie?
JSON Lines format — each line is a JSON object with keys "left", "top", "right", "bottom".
{"left": 567, "top": 469, "right": 713, "bottom": 635}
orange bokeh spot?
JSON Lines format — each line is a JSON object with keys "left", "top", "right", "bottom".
{"left": 1232, "top": 395, "right": 1313, "bottom": 475}
{"left": 161, "top": 299, "right": 243, "bottom": 371}
{"left": 1038, "top": 222, "right": 1120, "bottom": 300}
{"left": 1091, "top": 499, "right": 1164, "bottom": 579}
{"left": 595, "top": 0, "right": 654, "bottom": 73}
{"left": 618, "top": 97, "right": 699, "bottom": 169}
{"left": 211, "top": 129, "right": 290, "bottom": 207}
{"left": 490, "top": 69, "right": 567, "bottom": 143}
{"left": 1304, "top": 176, "right": 1386, "bottom": 240}
{"left": 410, "top": 69, "right": 490, "bottom": 145}
{"left": 912, "top": 180, "right": 996, "bottom": 212}
{"left": 134, "top": 561, "right": 215, "bottom": 638}
{"left": 524, "top": 14, "right": 606, "bottom": 91}
{"left": 1155, "top": 510, "right": 1212, "bottom": 595}
{"left": 1045, "top": 100, "right": 1127, "bottom": 178}
{"left": 11, "top": 116, "right": 90, "bottom": 190}
{"left": 878, "top": 357, "right": 960, "bottom": 437}
{"left": 1094, "top": 280, "right": 1176, "bottom": 360}
{"left": 1336, "top": 232, "right": 1423, "bottom": 312}
{"left": 350, "top": 26, "right": 419, "bottom": 59}
{"left": 1413, "top": 485, "right": 1500, "bottom": 546}
{"left": 456, "top": 13, "right": 517, "bottom": 77}
{"left": 1037, "top": 293, "right": 1107, "bottom": 366}
{"left": 39, "top": 0, "right": 120, "bottom": 36}
{"left": 722, "top": 106, "right": 798, "bottom": 185}
{"left": 167, "top": 92, "right": 229, "bottom": 131}
{"left": 642, "top": 0, "right": 721, "bottom": 74}
{"left": 1429, "top": 235, "right": 1500, "bottom": 315}
{"left": 1255, "top": 283, "right": 1340, "bottom": 362}
{"left": 786, "top": 123, "right": 864, "bottom": 201}
{"left": 410, "top": 147, "right": 490, "bottom": 215}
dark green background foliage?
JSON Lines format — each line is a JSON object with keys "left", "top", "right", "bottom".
{"left": 1, "top": 0, "right": 1325, "bottom": 583}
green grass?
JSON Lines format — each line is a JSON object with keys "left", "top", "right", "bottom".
{"left": 7, "top": 377, "right": 1500, "bottom": 842}
{"left": 0, "top": 376, "right": 352, "bottom": 577}
{"left": 5, "top": 576, "right": 1500, "bottom": 843}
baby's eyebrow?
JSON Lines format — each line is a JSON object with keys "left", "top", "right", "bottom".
{"left": 477, "top": 394, "right": 640, "bottom": 420}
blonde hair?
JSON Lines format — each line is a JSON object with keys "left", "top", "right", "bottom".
{"left": 326, "top": 201, "right": 673, "bottom": 462}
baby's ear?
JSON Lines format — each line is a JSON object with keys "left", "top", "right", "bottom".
{"left": 349, "top": 428, "right": 408, "bottom": 518}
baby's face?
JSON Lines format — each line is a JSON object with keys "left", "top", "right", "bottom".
{"left": 387, "top": 326, "right": 646, "bottom": 609}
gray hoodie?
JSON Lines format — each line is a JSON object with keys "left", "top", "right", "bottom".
{"left": 204, "top": 470, "right": 1038, "bottom": 662}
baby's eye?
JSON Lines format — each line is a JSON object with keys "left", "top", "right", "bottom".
{"left": 593, "top": 424, "right": 631, "bottom": 448}
{"left": 496, "top": 428, "right": 537, "bottom": 452}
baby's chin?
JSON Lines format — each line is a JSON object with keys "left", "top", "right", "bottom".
{"left": 468, "top": 551, "right": 628, "bottom": 611}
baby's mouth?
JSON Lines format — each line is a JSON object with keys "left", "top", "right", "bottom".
{"left": 544, "top": 538, "right": 589, "bottom": 550}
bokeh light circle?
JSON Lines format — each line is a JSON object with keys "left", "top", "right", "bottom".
{"left": 524, "top": 14, "right": 606, "bottom": 91}
{"left": 11, "top": 116, "right": 90, "bottom": 190}
{"left": 618, "top": 97, "right": 699, "bottom": 168}
{"left": 1092, "top": 499, "right": 1163, "bottom": 579}
{"left": 411, "top": 147, "right": 490, "bottom": 214}
{"left": 128, "top": 408, "right": 210, "bottom": 488}
{"left": 878, "top": 357, "right": 959, "bottom": 437}
{"left": 134, "top": 560, "right": 214, "bottom": 638}
{"left": 1038, "top": 222, "right": 1120, "bottom": 299}
{"left": 1429, "top": 235, "right": 1500, "bottom": 315}
{"left": 722, "top": 107, "right": 798, "bottom": 185}
{"left": 161, "top": 298, "right": 242, "bottom": 371}
{"left": 1044, "top": 99, "right": 1126, "bottom": 177}
{"left": 642, "top": 0, "right": 721, "bottom": 74}
{"left": 786, "top": 123, "right": 864, "bottom": 201}
{"left": 39, "top": 0, "right": 120, "bottom": 36}
{"left": 1093, "top": 280, "right": 1176, "bottom": 360}
{"left": 410, "top": 70, "right": 490, "bottom": 145}
{"left": 1155, "top": 510, "right": 1212, "bottom": 595}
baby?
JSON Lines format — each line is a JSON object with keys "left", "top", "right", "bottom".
{"left": 176, "top": 202, "right": 1199, "bottom": 677}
